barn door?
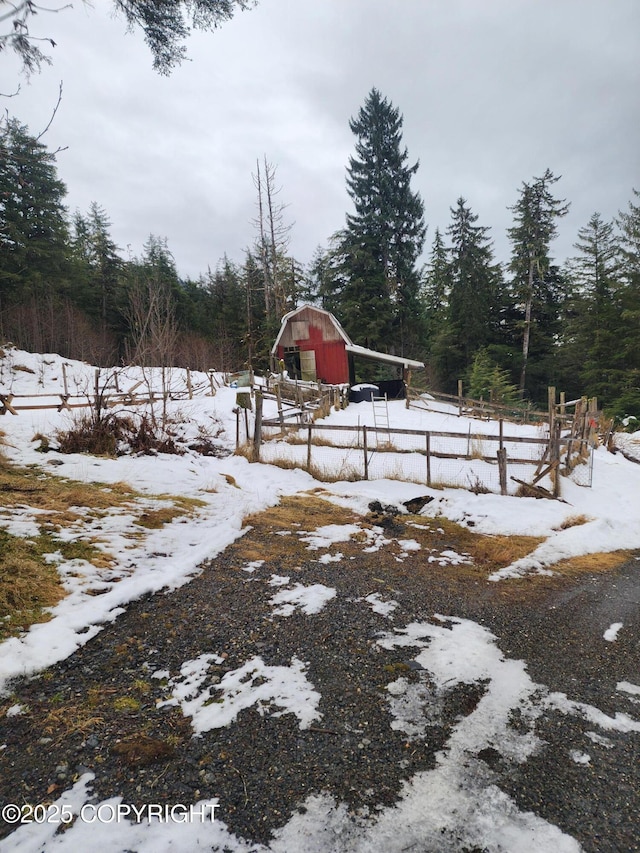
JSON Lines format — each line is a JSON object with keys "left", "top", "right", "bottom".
{"left": 299, "top": 350, "right": 317, "bottom": 382}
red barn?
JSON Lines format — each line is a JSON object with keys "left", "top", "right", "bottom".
{"left": 270, "top": 305, "right": 424, "bottom": 389}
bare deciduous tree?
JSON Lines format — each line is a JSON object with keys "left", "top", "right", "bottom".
{"left": 252, "top": 156, "right": 293, "bottom": 322}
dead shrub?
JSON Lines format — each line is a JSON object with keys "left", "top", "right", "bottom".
{"left": 56, "top": 411, "right": 182, "bottom": 457}
{"left": 555, "top": 514, "right": 591, "bottom": 530}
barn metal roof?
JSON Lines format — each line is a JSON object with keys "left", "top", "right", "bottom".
{"left": 345, "top": 344, "right": 424, "bottom": 370}
{"left": 272, "top": 304, "right": 424, "bottom": 370}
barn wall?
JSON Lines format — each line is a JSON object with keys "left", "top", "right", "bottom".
{"left": 276, "top": 306, "right": 344, "bottom": 347}
{"left": 276, "top": 308, "right": 349, "bottom": 384}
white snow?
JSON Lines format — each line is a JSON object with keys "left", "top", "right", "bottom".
{"left": 569, "top": 750, "right": 591, "bottom": 765}
{"left": 618, "top": 681, "right": 640, "bottom": 696}
{"left": 604, "top": 622, "right": 624, "bottom": 641}
{"left": 299, "top": 523, "right": 361, "bottom": 549}
{"left": 159, "top": 655, "right": 321, "bottom": 734}
{"left": 361, "top": 592, "right": 399, "bottom": 618}
{"left": 1, "top": 347, "right": 640, "bottom": 852}
{"left": 268, "top": 582, "right": 336, "bottom": 616}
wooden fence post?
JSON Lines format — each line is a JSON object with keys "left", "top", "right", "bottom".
{"left": 307, "top": 424, "right": 312, "bottom": 472}
{"left": 363, "top": 426, "right": 369, "bottom": 480}
{"left": 426, "top": 432, "right": 431, "bottom": 487}
{"left": 458, "top": 380, "right": 463, "bottom": 416}
{"left": 552, "top": 420, "right": 561, "bottom": 498}
{"left": 94, "top": 368, "right": 101, "bottom": 416}
{"left": 276, "top": 383, "right": 284, "bottom": 432}
{"left": 253, "top": 390, "right": 263, "bottom": 461}
{"left": 497, "top": 448, "right": 507, "bottom": 496}
{"left": 548, "top": 386, "right": 556, "bottom": 434}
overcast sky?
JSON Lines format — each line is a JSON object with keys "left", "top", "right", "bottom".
{"left": 4, "top": 0, "right": 639, "bottom": 280}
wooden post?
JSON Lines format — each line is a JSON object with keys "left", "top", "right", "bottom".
{"left": 0, "top": 394, "right": 18, "bottom": 416}
{"left": 552, "top": 421, "right": 561, "bottom": 498}
{"left": 458, "top": 380, "right": 463, "bottom": 416}
{"left": 276, "top": 383, "right": 284, "bottom": 432}
{"left": 94, "top": 368, "right": 101, "bottom": 416}
{"left": 497, "top": 448, "right": 507, "bottom": 496}
{"left": 253, "top": 390, "right": 263, "bottom": 461}
{"left": 235, "top": 408, "right": 240, "bottom": 450}
{"left": 560, "top": 391, "right": 566, "bottom": 425}
{"left": 548, "top": 386, "right": 556, "bottom": 433}
{"left": 307, "top": 424, "right": 312, "bottom": 472}
{"left": 499, "top": 418, "right": 504, "bottom": 451}
{"left": 363, "top": 425, "right": 369, "bottom": 480}
{"left": 426, "top": 432, "right": 431, "bottom": 487}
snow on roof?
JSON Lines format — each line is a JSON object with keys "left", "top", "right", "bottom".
{"left": 271, "top": 305, "right": 424, "bottom": 370}
{"left": 345, "top": 344, "right": 424, "bottom": 370}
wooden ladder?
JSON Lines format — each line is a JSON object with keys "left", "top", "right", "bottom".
{"left": 371, "top": 394, "right": 391, "bottom": 446}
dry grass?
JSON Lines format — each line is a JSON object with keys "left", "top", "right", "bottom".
{"left": 242, "top": 490, "right": 632, "bottom": 593}
{"left": 406, "top": 517, "right": 543, "bottom": 579}
{"left": 41, "top": 703, "right": 105, "bottom": 743}
{"left": 555, "top": 513, "right": 592, "bottom": 530}
{"left": 235, "top": 494, "right": 362, "bottom": 568}
{"left": 0, "top": 453, "right": 207, "bottom": 639}
{"left": 0, "top": 455, "right": 137, "bottom": 516}
{"left": 0, "top": 531, "right": 66, "bottom": 641}
{"left": 235, "top": 494, "right": 545, "bottom": 581}
{"left": 549, "top": 550, "right": 633, "bottom": 577}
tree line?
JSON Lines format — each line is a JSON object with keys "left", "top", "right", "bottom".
{"left": 1, "top": 88, "right": 639, "bottom": 421}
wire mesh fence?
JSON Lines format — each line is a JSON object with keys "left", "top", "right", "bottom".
{"left": 257, "top": 423, "right": 567, "bottom": 496}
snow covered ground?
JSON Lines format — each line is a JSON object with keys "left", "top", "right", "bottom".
{"left": 1, "top": 347, "right": 640, "bottom": 853}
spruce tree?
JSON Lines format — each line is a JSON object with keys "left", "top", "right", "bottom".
{"left": 508, "top": 169, "right": 569, "bottom": 398}
{"left": 422, "top": 227, "right": 456, "bottom": 389}
{"left": 0, "top": 119, "right": 70, "bottom": 302}
{"left": 613, "top": 190, "right": 640, "bottom": 418}
{"left": 562, "top": 213, "right": 623, "bottom": 403}
{"left": 337, "top": 88, "right": 426, "bottom": 354}
{"left": 446, "top": 197, "right": 501, "bottom": 365}
{"left": 466, "top": 348, "right": 517, "bottom": 404}
{"left": 71, "top": 202, "right": 124, "bottom": 341}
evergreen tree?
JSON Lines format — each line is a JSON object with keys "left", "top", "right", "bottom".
{"left": 617, "top": 188, "right": 640, "bottom": 273}
{"left": 337, "top": 88, "right": 426, "bottom": 354}
{"left": 71, "top": 202, "right": 124, "bottom": 342}
{"left": 611, "top": 189, "right": 640, "bottom": 419}
{"left": 0, "top": 118, "right": 70, "bottom": 302}
{"left": 423, "top": 227, "right": 449, "bottom": 327}
{"left": 466, "top": 348, "right": 518, "bottom": 404}
{"left": 446, "top": 197, "right": 502, "bottom": 368}
{"left": 204, "top": 258, "right": 248, "bottom": 370}
{"left": 508, "top": 169, "right": 569, "bottom": 399}
{"left": 3, "top": 0, "right": 257, "bottom": 75}
{"left": 422, "top": 227, "right": 456, "bottom": 390}
{"left": 561, "top": 213, "right": 623, "bottom": 399}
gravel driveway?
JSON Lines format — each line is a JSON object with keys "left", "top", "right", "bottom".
{"left": 1, "top": 496, "right": 638, "bottom": 852}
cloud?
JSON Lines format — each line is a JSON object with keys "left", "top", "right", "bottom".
{"left": 5, "top": 0, "right": 639, "bottom": 278}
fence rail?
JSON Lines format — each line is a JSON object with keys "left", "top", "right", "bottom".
{"left": 0, "top": 367, "right": 221, "bottom": 416}
{"left": 256, "top": 419, "right": 593, "bottom": 497}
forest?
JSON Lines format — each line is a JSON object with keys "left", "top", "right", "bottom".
{"left": 1, "top": 87, "right": 639, "bottom": 422}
